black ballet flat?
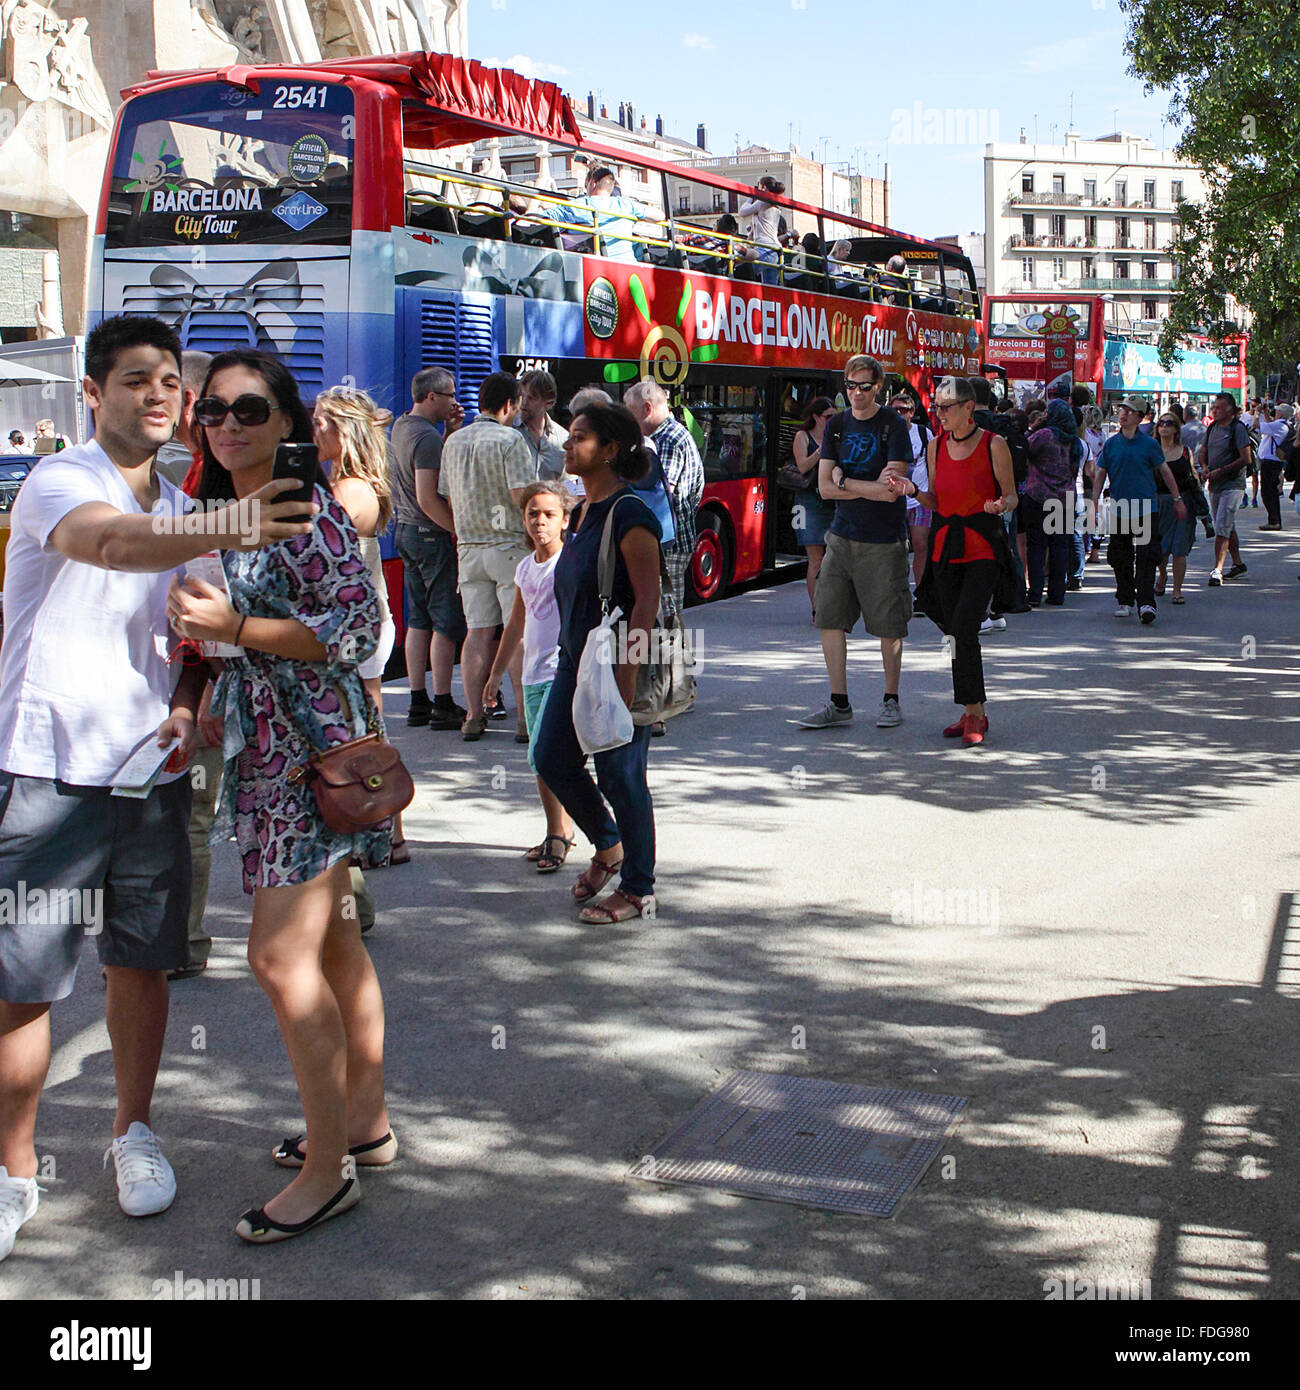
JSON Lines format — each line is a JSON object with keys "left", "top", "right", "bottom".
{"left": 272, "top": 1131, "right": 398, "bottom": 1169}
{"left": 235, "top": 1177, "right": 360, "bottom": 1244}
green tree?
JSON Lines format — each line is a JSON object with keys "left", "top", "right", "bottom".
{"left": 1123, "top": 0, "right": 1300, "bottom": 378}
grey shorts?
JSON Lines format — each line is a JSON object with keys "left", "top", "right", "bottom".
{"left": 0, "top": 773, "right": 192, "bottom": 1003}
{"left": 814, "top": 532, "right": 911, "bottom": 638}
{"left": 1209, "top": 486, "right": 1245, "bottom": 539}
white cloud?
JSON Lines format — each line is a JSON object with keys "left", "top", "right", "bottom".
{"left": 497, "top": 54, "right": 569, "bottom": 80}
{"left": 682, "top": 33, "right": 714, "bottom": 50}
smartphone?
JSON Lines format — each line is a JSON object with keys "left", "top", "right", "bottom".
{"left": 272, "top": 442, "right": 319, "bottom": 520}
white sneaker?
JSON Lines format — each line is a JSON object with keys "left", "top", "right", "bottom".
{"left": 979, "top": 617, "right": 1007, "bottom": 634}
{"left": 0, "top": 1167, "right": 39, "bottom": 1262}
{"left": 104, "top": 1122, "right": 176, "bottom": 1217}
{"left": 1114, "top": 604, "right": 1133, "bottom": 617}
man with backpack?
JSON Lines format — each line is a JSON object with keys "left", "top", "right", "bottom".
{"left": 1197, "top": 392, "right": 1253, "bottom": 585}
{"left": 798, "top": 355, "right": 913, "bottom": 731}
{"left": 969, "top": 376, "right": 1031, "bottom": 613}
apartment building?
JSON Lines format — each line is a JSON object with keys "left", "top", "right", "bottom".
{"left": 984, "top": 131, "right": 1203, "bottom": 340}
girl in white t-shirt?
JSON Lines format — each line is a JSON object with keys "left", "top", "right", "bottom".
{"left": 485, "top": 481, "right": 575, "bottom": 872}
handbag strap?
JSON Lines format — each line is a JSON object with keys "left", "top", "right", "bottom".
{"left": 597, "top": 492, "right": 671, "bottom": 618}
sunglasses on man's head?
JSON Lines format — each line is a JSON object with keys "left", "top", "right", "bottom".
{"left": 194, "top": 394, "right": 278, "bottom": 427}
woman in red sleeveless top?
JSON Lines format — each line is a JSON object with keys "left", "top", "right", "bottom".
{"left": 888, "top": 377, "right": 1017, "bottom": 745}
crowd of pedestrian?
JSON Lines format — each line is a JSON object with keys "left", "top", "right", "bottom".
{"left": 0, "top": 314, "right": 707, "bottom": 1257}
{"left": 0, "top": 310, "right": 1289, "bottom": 1260}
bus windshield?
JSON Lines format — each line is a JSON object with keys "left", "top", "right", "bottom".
{"left": 105, "top": 80, "right": 354, "bottom": 248}
{"left": 988, "top": 299, "right": 1091, "bottom": 339}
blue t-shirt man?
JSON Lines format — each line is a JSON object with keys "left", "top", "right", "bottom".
{"left": 822, "top": 405, "right": 912, "bottom": 543}
{"left": 1097, "top": 428, "right": 1166, "bottom": 513}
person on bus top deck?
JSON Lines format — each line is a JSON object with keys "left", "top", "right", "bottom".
{"left": 736, "top": 176, "right": 785, "bottom": 285}
{"left": 797, "top": 353, "right": 914, "bottom": 733}
{"left": 878, "top": 254, "right": 912, "bottom": 306}
{"left": 543, "top": 166, "right": 648, "bottom": 264}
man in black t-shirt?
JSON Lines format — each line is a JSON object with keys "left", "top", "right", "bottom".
{"left": 797, "top": 354, "right": 913, "bottom": 731}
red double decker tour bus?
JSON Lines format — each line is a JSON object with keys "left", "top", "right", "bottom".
{"left": 94, "top": 53, "right": 985, "bottom": 606}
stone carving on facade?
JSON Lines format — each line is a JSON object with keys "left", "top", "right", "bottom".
{"left": 1, "top": 0, "right": 112, "bottom": 128}
{"left": 192, "top": 1, "right": 469, "bottom": 67}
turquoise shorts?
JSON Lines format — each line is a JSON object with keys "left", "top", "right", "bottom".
{"left": 523, "top": 681, "right": 554, "bottom": 775}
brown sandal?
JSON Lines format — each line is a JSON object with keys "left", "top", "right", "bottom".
{"left": 536, "top": 835, "right": 575, "bottom": 874}
{"left": 572, "top": 855, "right": 623, "bottom": 902}
{"left": 580, "top": 890, "right": 653, "bottom": 924}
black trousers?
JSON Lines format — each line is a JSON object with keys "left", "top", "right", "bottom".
{"left": 1020, "top": 494, "right": 1071, "bottom": 605}
{"left": 1261, "top": 460, "right": 1283, "bottom": 526}
{"left": 932, "top": 559, "right": 999, "bottom": 705}
{"left": 1107, "top": 529, "right": 1160, "bottom": 608}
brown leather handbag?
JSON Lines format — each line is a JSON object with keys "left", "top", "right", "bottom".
{"left": 292, "top": 688, "right": 414, "bottom": 834}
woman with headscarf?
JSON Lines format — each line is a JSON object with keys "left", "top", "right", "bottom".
{"left": 1020, "top": 398, "right": 1082, "bottom": 606}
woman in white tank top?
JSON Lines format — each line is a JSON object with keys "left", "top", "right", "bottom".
{"left": 313, "top": 388, "right": 403, "bottom": 862}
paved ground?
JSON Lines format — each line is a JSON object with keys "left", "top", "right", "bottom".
{"left": 7, "top": 515, "right": 1300, "bottom": 1301}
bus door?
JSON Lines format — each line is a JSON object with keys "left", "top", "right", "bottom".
{"left": 770, "top": 373, "right": 838, "bottom": 569}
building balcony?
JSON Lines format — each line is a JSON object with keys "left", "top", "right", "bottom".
{"left": 1009, "top": 192, "right": 1177, "bottom": 213}
{"left": 1070, "top": 277, "right": 1179, "bottom": 291}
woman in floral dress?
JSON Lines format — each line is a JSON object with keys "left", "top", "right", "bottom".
{"left": 167, "top": 350, "right": 395, "bottom": 1243}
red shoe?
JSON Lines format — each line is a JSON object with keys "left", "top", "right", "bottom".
{"left": 942, "top": 714, "right": 968, "bottom": 738}
{"left": 962, "top": 715, "right": 989, "bottom": 746}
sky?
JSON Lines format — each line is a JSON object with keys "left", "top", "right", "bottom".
{"left": 470, "top": 0, "right": 1181, "bottom": 241}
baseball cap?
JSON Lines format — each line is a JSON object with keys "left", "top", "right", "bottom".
{"left": 1119, "top": 394, "right": 1148, "bottom": 415}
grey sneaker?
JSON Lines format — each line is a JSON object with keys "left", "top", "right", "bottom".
{"left": 875, "top": 699, "right": 903, "bottom": 728}
{"left": 797, "top": 702, "right": 852, "bottom": 729}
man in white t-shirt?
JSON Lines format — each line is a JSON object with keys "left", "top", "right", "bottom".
{"left": 0, "top": 315, "right": 313, "bottom": 1263}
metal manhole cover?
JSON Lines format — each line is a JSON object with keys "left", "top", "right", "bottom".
{"left": 630, "top": 1071, "right": 966, "bottom": 1218}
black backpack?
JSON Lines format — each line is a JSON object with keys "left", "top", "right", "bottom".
{"left": 980, "top": 413, "right": 1029, "bottom": 486}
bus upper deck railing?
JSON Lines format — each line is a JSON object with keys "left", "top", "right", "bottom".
{"left": 402, "top": 158, "right": 979, "bottom": 317}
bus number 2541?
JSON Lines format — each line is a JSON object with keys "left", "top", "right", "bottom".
{"left": 514, "top": 358, "right": 551, "bottom": 378}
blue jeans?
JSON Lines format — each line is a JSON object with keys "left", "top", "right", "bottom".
{"left": 533, "top": 660, "right": 655, "bottom": 897}
{"left": 755, "top": 246, "right": 779, "bottom": 286}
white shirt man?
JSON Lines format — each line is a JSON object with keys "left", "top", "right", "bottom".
{"left": 0, "top": 317, "right": 309, "bottom": 1261}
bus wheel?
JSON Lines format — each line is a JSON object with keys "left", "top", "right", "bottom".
{"left": 690, "top": 511, "right": 730, "bottom": 603}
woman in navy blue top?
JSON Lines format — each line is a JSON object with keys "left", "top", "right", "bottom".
{"left": 533, "top": 402, "right": 662, "bottom": 922}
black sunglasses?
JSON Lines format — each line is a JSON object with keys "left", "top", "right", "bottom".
{"left": 194, "top": 394, "right": 279, "bottom": 427}
{"left": 845, "top": 379, "right": 879, "bottom": 392}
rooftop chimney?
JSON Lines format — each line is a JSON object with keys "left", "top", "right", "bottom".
{"left": 627, "top": 102, "right": 635, "bottom": 130}
{"left": 641, "top": 116, "right": 648, "bottom": 130}
{"left": 600, "top": 103, "right": 608, "bottom": 119}
{"left": 697, "top": 123, "right": 707, "bottom": 150}
{"left": 587, "top": 91, "right": 595, "bottom": 120}
{"left": 656, "top": 114, "right": 664, "bottom": 137}
{"left": 1019, "top": 127, "right": 1026, "bottom": 143}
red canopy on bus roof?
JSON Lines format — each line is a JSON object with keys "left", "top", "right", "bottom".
{"left": 129, "top": 51, "right": 580, "bottom": 148}
{"left": 123, "top": 53, "right": 953, "bottom": 254}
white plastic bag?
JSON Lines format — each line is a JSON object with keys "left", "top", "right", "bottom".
{"left": 573, "top": 605, "right": 634, "bottom": 755}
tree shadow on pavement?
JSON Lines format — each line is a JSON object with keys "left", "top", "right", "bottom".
{"left": 21, "top": 865, "right": 1297, "bottom": 1301}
